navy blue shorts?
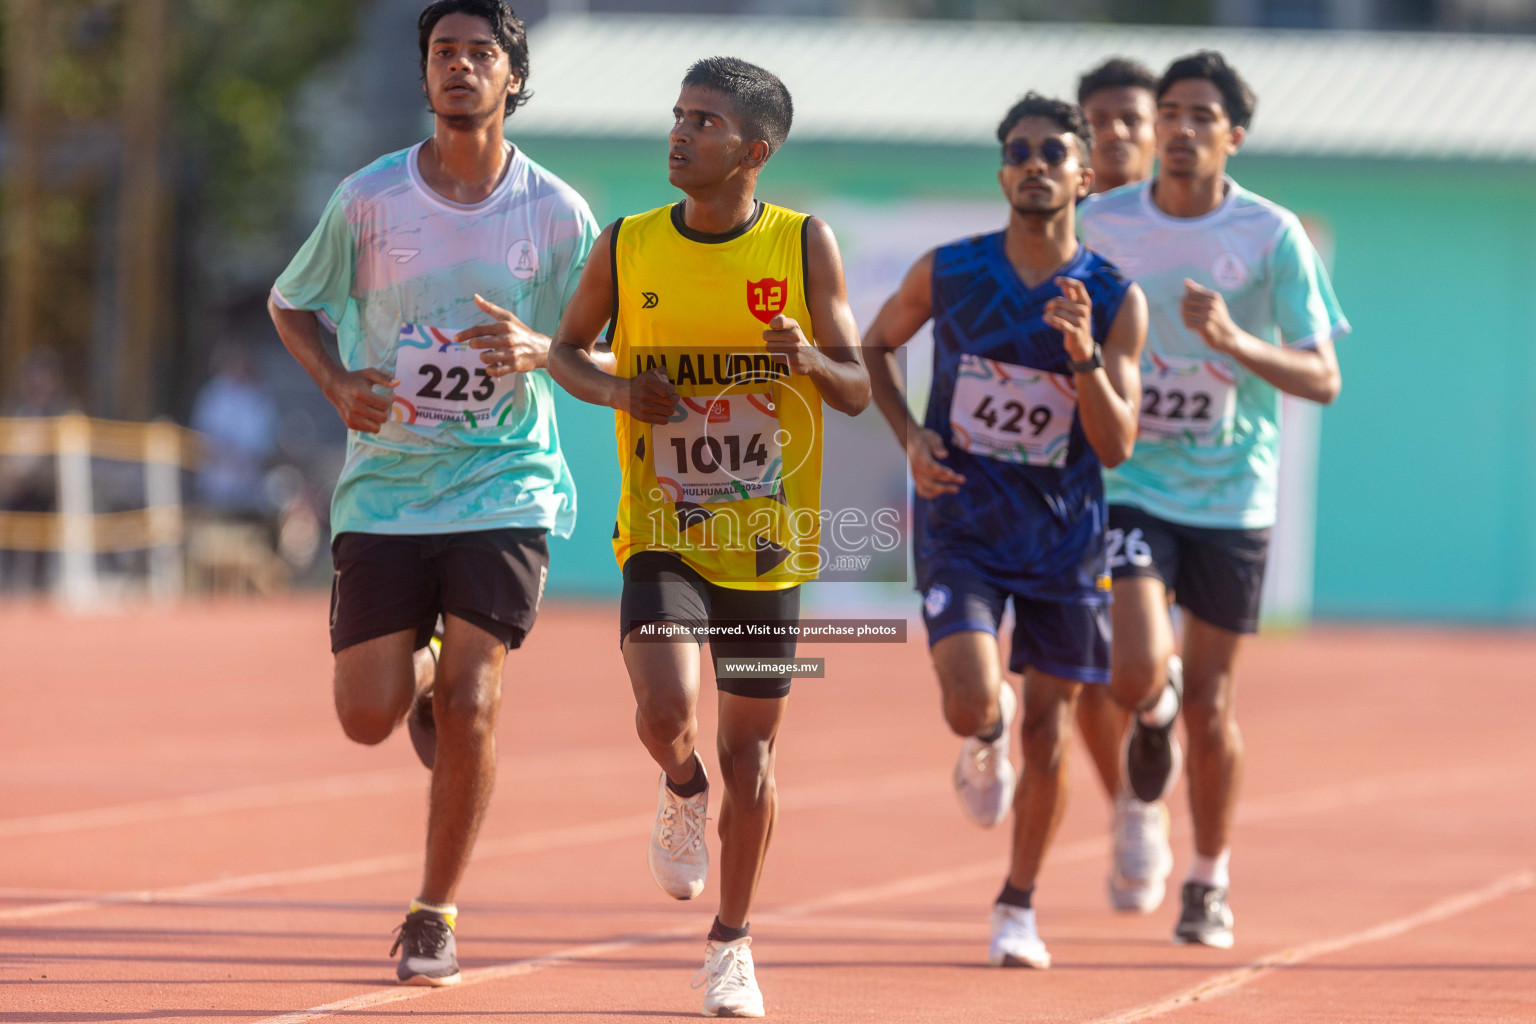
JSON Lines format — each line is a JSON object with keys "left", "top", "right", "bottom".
{"left": 920, "top": 567, "right": 1110, "bottom": 684}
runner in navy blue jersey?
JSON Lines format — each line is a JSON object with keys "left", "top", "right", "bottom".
{"left": 864, "top": 92, "right": 1147, "bottom": 967}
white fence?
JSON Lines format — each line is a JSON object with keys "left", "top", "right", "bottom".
{"left": 0, "top": 415, "right": 198, "bottom": 607}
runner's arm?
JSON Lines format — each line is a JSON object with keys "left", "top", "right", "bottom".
{"left": 796, "top": 217, "right": 870, "bottom": 417}
{"left": 267, "top": 298, "right": 396, "bottom": 434}
{"left": 1053, "top": 279, "right": 1144, "bottom": 469}
{"left": 548, "top": 224, "right": 624, "bottom": 405}
{"left": 1181, "top": 279, "right": 1341, "bottom": 404}
{"left": 547, "top": 224, "right": 670, "bottom": 422}
{"left": 1224, "top": 332, "right": 1339, "bottom": 404}
{"left": 861, "top": 251, "right": 934, "bottom": 445}
{"left": 861, "top": 250, "right": 965, "bottom": 498}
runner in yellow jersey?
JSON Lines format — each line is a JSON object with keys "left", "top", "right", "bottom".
{"left": 549, "top": 57, "right": 868, "bottom": 1018}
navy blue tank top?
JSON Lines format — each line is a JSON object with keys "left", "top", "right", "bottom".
{"left": 915, "top": 232, "right": 1130, "bottom": 602}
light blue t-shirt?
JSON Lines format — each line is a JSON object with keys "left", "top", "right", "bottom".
{"left": 1080, "top": 178, "right": 1350, "bottom": 529}
{"left": 272, "top": 142, "right": 599, "bottom": 538}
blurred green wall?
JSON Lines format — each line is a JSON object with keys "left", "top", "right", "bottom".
{"left": 522, "top": 135, "right": 1536, "bottom": 622}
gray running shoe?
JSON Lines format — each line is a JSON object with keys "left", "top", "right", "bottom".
{"left": 1124, "top": 655, "right": 1184, "bottom": 803}
{"left": 1174, "top": 882, "right": 1235, "bottom": 949}
{"left": 391, "top": 909, "right": 460, "bottom": 985}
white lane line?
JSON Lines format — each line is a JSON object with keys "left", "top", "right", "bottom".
{"left": 238, "top": 763, "right": 1536, "bottom": 1024}
{"left": 1233, "top": 761, "right": 1536, "bottom": 826}
{"left": 1086, "top": 867, "right": 1536, "bottom": 1024}
{"left": 252, "top": 924, "right": 711, "bottom": 1024}
{"left": 247, "top": 854, "right": 1024, "bottom": 1024}
{"left": 0, "top": 770, "right": 946, "bottom": 923}
{"left": 6, "top": 759, "right": 1521, "bottom": 924}
{"left": 0, "top": 771, "right": 420, "bottom": 840}
{"left": 0, "top": 744, "right": 647, "bottom": 840}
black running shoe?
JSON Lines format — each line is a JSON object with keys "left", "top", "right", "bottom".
{"left": 1174, "top": 881, "right": 1235, "bottom": 949}
{"left": 1124, "top": 656, "right": 1184, "bottom": 803}
{"left": 391, "top": 909, "right": 460, "bottom": 985}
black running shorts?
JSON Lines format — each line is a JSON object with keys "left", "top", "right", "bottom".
{"left": 1106, "top": 505, "right": 1270, "bottom": 635}
{"left": 329, "top": 528, "right": 549, "bottom": 653}
{"left": 619, "top": 550, "right": 800, "bottom": 700}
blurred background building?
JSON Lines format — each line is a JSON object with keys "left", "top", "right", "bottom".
{"left": 2, "top": 0, "right": 1535, "bottom": 621}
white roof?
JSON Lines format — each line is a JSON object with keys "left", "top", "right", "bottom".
{"left": 518, "top": 14, "right": 1536, "bottom": 160}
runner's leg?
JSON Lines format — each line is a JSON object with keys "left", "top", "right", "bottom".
{"left": 1180, "top": 615, "right": 1244, "bottom": 858}
{"left": 333, "top": 630, "right": 419, "bottom": 745}
{"left": 931, "top": 630, "right": 1005, "bottom": 739}
{"left": 624, "top": 632, "right": 702, "bottom": 785}
{"left": 419, "top": 613, "right": 507, "bottom": 905}
{"left": 932, "top": 630, "right": 1018, "bottom": 828}
{"left": 1075, "top": 686, "right": 1126, "bottom": 795}
{"left": 1109, "top": 574, "right": 1175, "bottom": 715}
{"left": 715, "top": 691, "right": 789, "bottom": 928}
{"left": 1006, "top": 670, "right": 1083, "bottom": 889}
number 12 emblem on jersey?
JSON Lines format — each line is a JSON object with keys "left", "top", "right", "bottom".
{"left": 747, "top": 278, "right": 788, "bottom": 324}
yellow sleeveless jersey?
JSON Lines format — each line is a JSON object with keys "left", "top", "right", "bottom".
{"left": 609, "top": 201, "right": 823, "bottom": 591}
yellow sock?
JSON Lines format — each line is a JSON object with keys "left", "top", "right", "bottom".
{"left": 409, "top": 898, "right": 457, "bottom": 930}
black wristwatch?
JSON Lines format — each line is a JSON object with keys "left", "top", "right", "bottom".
{"left": 1068, "top": 343, "right": 1103, "bottom": 374}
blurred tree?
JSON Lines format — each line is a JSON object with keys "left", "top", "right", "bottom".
{"left": 0, "top": 0, "right": 361, "bottom": 418}
{"left": 178, "top": 0, "right": 360, "bottom": 237}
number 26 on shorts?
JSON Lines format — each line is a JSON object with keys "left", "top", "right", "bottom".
{"left": 1106, "top": 527, "right": 1153, "bottom": 570}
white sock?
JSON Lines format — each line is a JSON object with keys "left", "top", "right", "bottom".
{"left": 1187, "top": 850, "right": 1230, "bottom": 889}
{"left": 1138, "top": 679, "right": 1179, "bottom": 728}
{"left": 409, "top": 898, "right": 458, "bottom": 929}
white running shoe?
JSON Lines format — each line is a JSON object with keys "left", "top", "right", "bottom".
{"left": 987, "top": 903, "right": 1051, "bottom": 969}
{"left": 648, "top": 771, "right": 709, "bottom": 900}
{"left": 954, "top": 682, "right": 1018, "bottom": 828}
{"left": 1108, "top": 791, "right": 1174, "bottom": 913}
{"left": 692, "top": 936, "right": 764, "bottom": 1017}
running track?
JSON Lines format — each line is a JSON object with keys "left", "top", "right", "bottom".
{"left": 2, "top": 599, "right": 1533, "bottom": 1022}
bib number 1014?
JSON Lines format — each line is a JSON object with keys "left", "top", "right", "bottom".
{"left": 668, "top": 433, "right": 770, "bottom": 475}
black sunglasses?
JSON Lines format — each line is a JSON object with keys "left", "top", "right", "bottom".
{"left": 1001, "top": 137, "right": 1069, "bottom": 167}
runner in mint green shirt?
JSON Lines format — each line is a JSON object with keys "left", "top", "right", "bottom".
{"left": 1077, "top": 51, "right": 1347, "bottom": 951}
{"left": 266, "top": 0, "right": 596, "bottom": 987}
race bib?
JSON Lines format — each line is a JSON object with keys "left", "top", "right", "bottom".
{"left": 652, "top": 392, "right": 783, "bottom": 505}
{"left": 391, "top": 324, "right": 518, "bottom": 428}
{"left": 949, "top": 354, "right": 1077, "bottom": 467}
{"left": 1139, "top": 355, "right": 1237, "bottom": 444}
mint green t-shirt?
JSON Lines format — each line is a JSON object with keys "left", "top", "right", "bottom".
{"left": 273, "top": 142, "right": 598, "bottom": 538}
{"left": 1080, "top": 178, "right": 1350, "bottom": 529}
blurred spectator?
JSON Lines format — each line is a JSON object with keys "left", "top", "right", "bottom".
{"left": 190, "top": 344, "right": 279, "bottom": 518}
{"left": 0, "top": 349, "right": 77, "bottom": 593}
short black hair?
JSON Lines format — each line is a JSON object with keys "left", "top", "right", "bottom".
{"left": 682, "top": 57, "right": 794, "bottom": 156}
{"left": 996, "top": 91, "right": 1092, "bottom": 157}
{"left": 1076, "top": 57, "right": 1157, "bottom": 107}
{"left": 418, "top": 0, "right": 530, "bottom": 116}
{"left": 1157, "top": 50, "right": 1256, "bottom": 131}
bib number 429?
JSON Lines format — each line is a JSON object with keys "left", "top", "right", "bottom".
{"left": 969, "top": 393, "right": 1053, "bottom": 437}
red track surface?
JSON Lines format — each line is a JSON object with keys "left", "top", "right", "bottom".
{"left": 2, "top": 599, "right": 1533, "bottom": 1022}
